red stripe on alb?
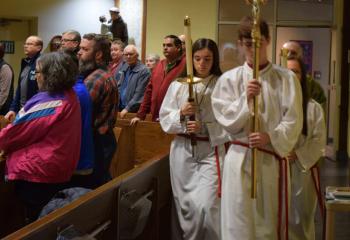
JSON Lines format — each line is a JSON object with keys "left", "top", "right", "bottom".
{"left": 284, "top": 159, "right": 289, "bottom": 240}
{"left": 278, "top": 159, "right": 283, "bottom": 240}
{"left": 311, "top": 165, "right": 325, "bottom": 218}
{"left": 215, "top": 146, "right": 222, "bottom": 198}
{"left": 230, "top": 140, "right": 288, "bottom": 240}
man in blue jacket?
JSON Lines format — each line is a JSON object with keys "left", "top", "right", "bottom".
{"left": 116, "top": 44, "right": 150, "bottom": 118}
{"left": 5, "top": 36, "right": 42, "bottom": 122}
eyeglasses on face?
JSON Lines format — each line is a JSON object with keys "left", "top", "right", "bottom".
{"left": 61, "top": 39, "right": 77, "bottom": 43}
{"left": 24, "top": 42, "right": 38, "bottom": 46}
{"left": 123, "top": 53, "right": 136, "bottom": 57}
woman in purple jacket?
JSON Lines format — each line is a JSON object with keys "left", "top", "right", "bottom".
{"left": 0, "top": 52, "right": 81, "bottom": 222}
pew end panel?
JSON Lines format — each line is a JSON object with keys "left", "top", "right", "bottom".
{"left": 111, "top": 117, "right": 173, "bottom": 178}
{"left": 117, "top": 153, "right": 171, "bottom": 240}
{"left": 134, "top": 121, "right": 173, "bottom": 165}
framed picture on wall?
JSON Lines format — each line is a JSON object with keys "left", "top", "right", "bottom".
{"left": 292, "top": 40, "right": 313, "bottom": 75}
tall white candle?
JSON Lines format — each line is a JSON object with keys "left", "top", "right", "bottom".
{"left": 184, "top": 16, "right": 193, "bottom": 77}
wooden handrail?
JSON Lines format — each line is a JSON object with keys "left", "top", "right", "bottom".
{"left": 116, "top": 112, "right": 152, "bottom": 122}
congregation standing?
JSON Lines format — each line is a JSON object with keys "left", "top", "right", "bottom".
{"left": 0, "top": 5, "right": 327, "bottom": 240}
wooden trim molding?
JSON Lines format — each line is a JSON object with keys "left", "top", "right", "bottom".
{"left": 141, "top": 0, "right": 147, "bottom": 62}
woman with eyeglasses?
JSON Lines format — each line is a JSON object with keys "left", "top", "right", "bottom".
{"left": 159, "top": 38, "right": 228, "bottom": 240}
{"left": 286, "top": 55, "right": 326, "bottom": 240}
{"left": 0, "top": 52, "right": 81, "bottom": 223}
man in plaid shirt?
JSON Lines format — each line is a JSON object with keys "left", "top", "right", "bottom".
{"left": 78, "top": 33, "right": 118, "bottom": 187}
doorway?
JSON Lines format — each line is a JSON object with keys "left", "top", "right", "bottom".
{"left": 0, "top": 16, "right": 38, "bottom": 87}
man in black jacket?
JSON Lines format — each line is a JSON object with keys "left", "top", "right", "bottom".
{"left": 100, "top": 7, "right": 128, "bottom": 45}
{"left": 5, "top": 36, "right": 42, "bottom": 122}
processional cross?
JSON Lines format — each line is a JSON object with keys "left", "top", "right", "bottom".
{"left": 245, "top": 0, "right": 267, "bottom": 199}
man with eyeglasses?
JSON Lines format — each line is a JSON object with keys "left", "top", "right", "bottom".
{"left": 61, "top": 29, "right": 95, "bottom": 189}
{"left": 5, "top": 36, "right": 42, "bottom": 122}
{"left": 211, "top": 16, "right": 303, "bottom": 240}
{"left": 61, "top": 30, "right": 81, "bottom": 64}
{"left": 283, "top": 40, "right": 326, "bottom": 110}
{"left": 116, "top": 45, "right": 150, "bottom": 118}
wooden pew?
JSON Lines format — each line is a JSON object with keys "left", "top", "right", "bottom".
{"left": 116, "top": 112, "right": 152, "bottom": 122}
{"left": 1, "top": 113, "right": 174, "bottom": 238}
{"left": 0, "top": 115, "right": 8, "bottom": 129}
{"left": 3, "top": 154, "right": 171, "bottom": 240}
{"left": 110, "top": 113, "right": 173, "bottom": 178}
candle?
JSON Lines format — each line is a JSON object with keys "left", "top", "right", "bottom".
{"left": 184, "top": 16, "right": 193, "bottom": 78}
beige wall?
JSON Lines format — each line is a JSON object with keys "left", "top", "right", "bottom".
{"left": 145, "top": 0, "right": 217, "bottom": 57}
{"left": 1, "top": 21, "right": 32, "bottom": 83}
{"left": 1, "top": 0, "right": 217, "bottom": 74}
{"left": 0, "top": 0, "right": 113, "bottom": 81}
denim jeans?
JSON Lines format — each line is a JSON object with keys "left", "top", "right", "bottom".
{"left": 92, "top": 130, "right": 117, "bottom": 188}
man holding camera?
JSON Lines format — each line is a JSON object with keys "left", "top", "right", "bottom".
{"left": 100, "top": 7, "right": 128, "bottom": 45}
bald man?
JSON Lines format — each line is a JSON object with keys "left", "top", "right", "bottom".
{"left": 282, "top": 40, "right": 326, "bottom": 110}
{"left": 282, "top": 41, "right": 303, "bottom": 58}
{"left": 5, "top": 36, "right": 43, "bottom": 122}
{"left": 178, "top": 34, "right": 186, "bottom": 52}
{"left": 116, "top": 45, "right": 150, "bottom": 118}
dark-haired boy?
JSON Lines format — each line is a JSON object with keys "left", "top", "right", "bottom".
{"left": 211, "top": 16, "right": 303, "bottom": 240}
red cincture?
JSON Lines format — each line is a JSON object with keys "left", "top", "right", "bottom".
{"left": 230, "top": 140, "right": 289, "bottom": 240}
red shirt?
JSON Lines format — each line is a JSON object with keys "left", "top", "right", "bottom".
{"left": 137, "top": 55, "right": 186, "bottom": 121}
{"left": 108, "top": 59, "right": 123, "bottom": 77}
